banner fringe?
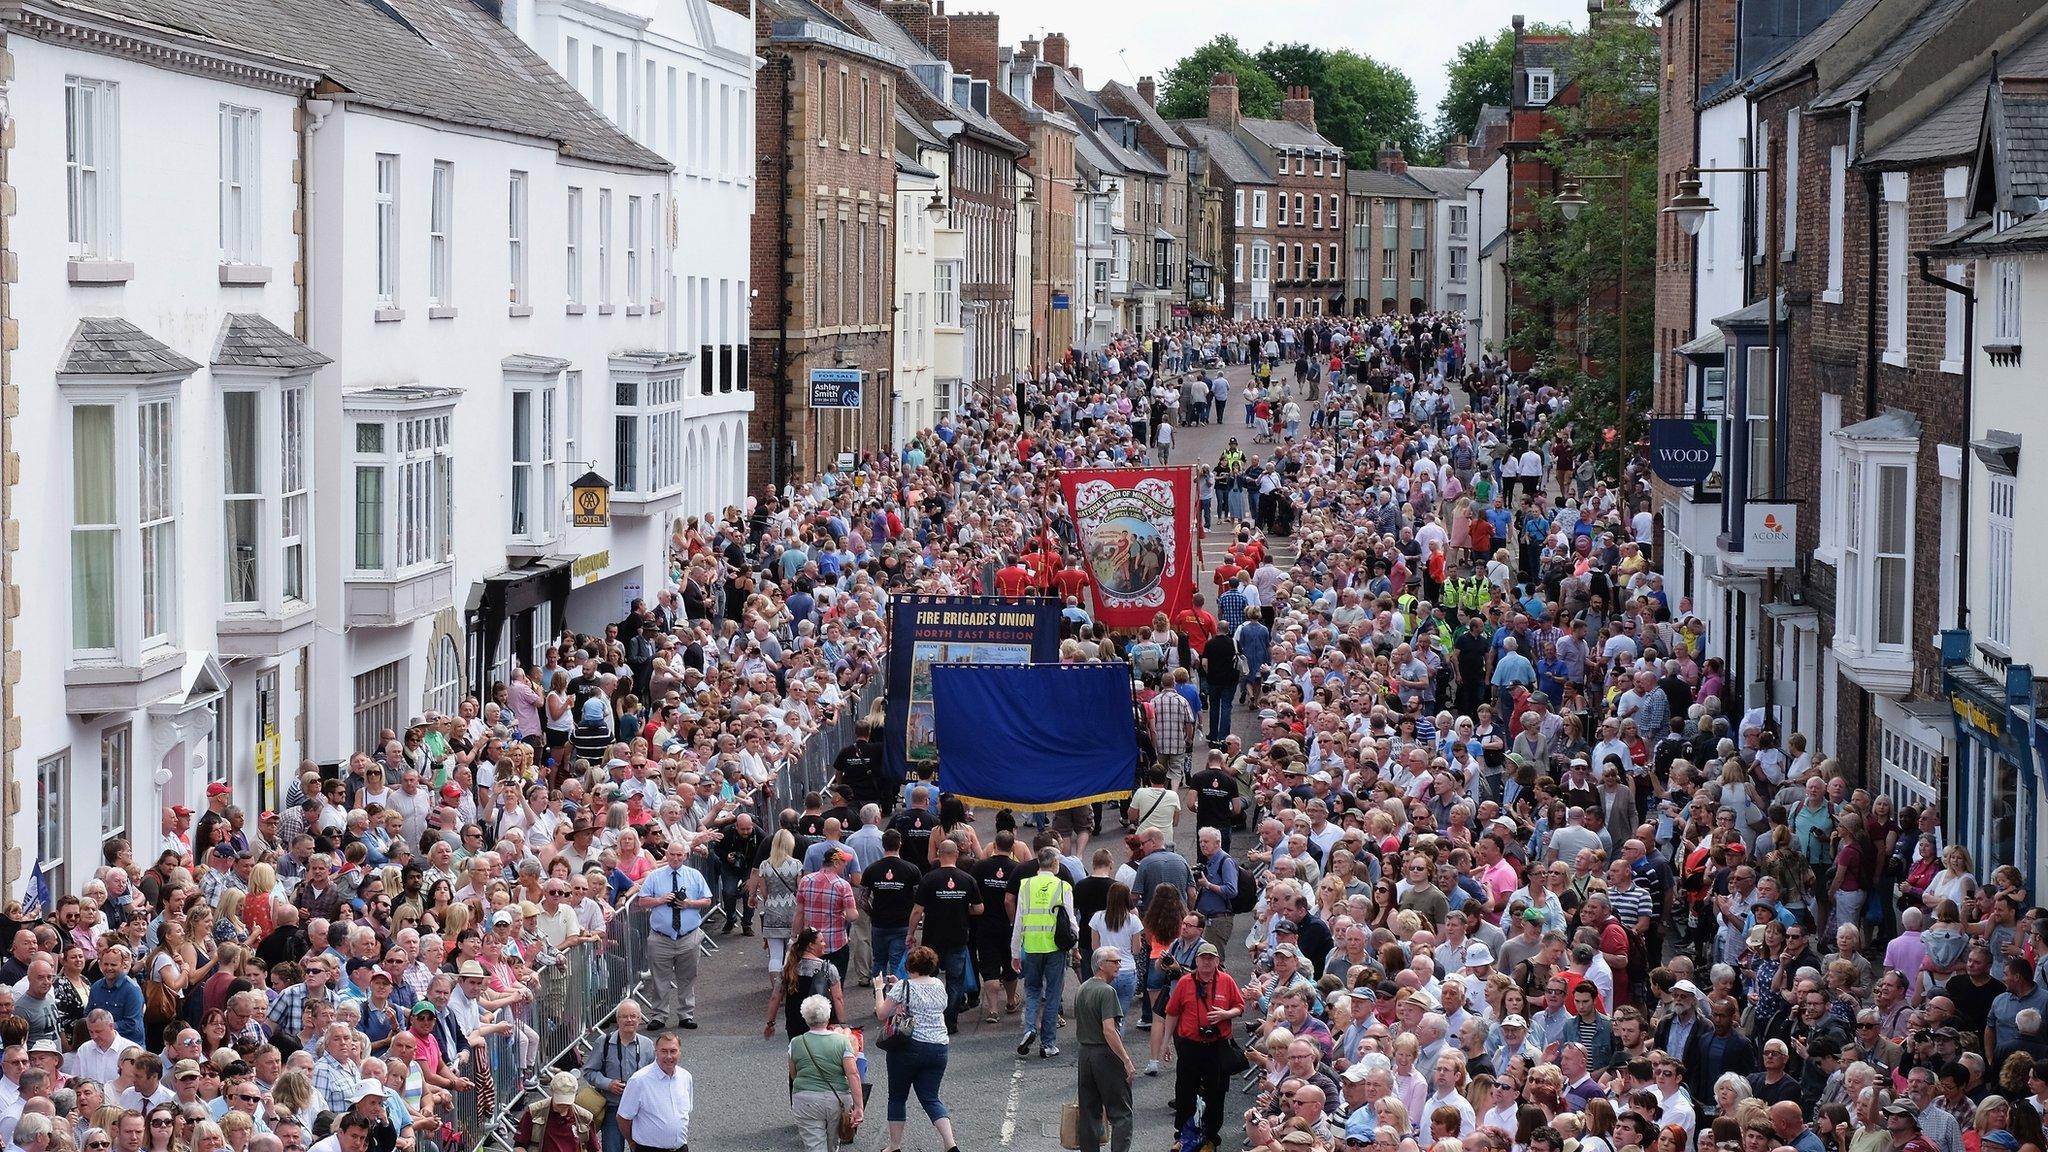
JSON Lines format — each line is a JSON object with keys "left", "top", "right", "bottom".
{"left": 952, "top": 790, "right": 1135, "bottom": 813}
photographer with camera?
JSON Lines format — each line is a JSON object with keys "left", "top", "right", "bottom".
{"left": 1164, "top": 940, "right": 1245, "bottom": 1149}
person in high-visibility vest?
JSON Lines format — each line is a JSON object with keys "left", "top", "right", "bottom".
{"left": 1009, "top": 845, "right": 1078, "bottom": 1059}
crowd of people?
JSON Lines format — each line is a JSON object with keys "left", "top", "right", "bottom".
{"left": 0, "top": 310, "right": 1998, "bottom": 1152}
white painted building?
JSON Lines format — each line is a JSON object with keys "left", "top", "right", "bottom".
{"left": 5, "top": 0, "right": 325, "bottom": 890}
{"left": 1463, "top": 153, "right": 1508, "bottom": 356}
{"left": 892, "top": 137, "right": 944, "bottom": 447}
{"left": 505, "top": 0, "right": 757, "bottom": 522}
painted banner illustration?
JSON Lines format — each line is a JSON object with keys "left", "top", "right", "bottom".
{"left": 1057, "top": 467, "right": 1197, "bottom": 629}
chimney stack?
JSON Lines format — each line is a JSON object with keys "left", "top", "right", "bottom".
{"left": 1042, "top": 31, "right": 1069, "bottom": 67}
{"left": 1020, "top": 35, "right": 1040, "bottom": 59}
{"left": 945, "top": 11, "right": 1000, "bottom": 83}
{"left": 1441, "top": 133, "right": 1471, "bottom": 169}
{"left": 1376, "top": 141, "right": 1408, "bottom": 174}
{"left": 1032, "top": 61, "right": 1059, "bottom": 112}
{"left": 882, "top": 0, "right": 930, "bottom": 48}
{"left": 926, "top": 5, "right": 949, "bottom": 62}
{"left": 1137, "top": 75, "right": 1157, "bottom": 107}
{"left": 1069, "top": 65, "right": 1081, "bottom": 85}
{"left": 1280, "top": 85, "right": 1316, "bottom": 130}
{"left": 1208, "top": 72, "right": 1240, "bottom": 129}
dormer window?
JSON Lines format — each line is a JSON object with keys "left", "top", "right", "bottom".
{"left": 1528, "top": 69, "right": 1555, "bottom": 105}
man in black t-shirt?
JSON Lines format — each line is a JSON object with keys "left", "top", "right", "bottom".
{"left": 860, "top": 829, "right": 922, "bottom": 982}
{"left": 833, "top": 730, "right": 887, "bottom": 813}
{"left": 909, "top": 837, "right": 983, "bottom": 1033}
{"left": 712, "top": 812, "right": 765, "bottom": 935}
{"left": 971, "top": 831, "right": 1024, "bottom": 1020}
{"left": 1184, "top": 752, "right": 1242, "bottom": 849}
{"left": 889, "top": 786, "right": 939, "bottom": 871}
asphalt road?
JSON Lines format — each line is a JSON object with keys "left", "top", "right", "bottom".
{"left": 671, "top": 359, "right": 1293, "bottom": 1151}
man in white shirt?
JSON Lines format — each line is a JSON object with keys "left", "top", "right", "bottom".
{"left": 63, "top": 1013, "right": 134, "bottom": 1086}
{"left": 617, "top": 1032, "right": 693, "bottom": 1152}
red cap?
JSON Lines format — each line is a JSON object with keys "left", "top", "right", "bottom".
{"left": 171, "top": 805, "right": 194, "bottom": 817}
{"left": 206, "top": 782, "right": 231, "bottom": 796}
{"left": 440, "top": 783, "right": 463, "bottom": 800}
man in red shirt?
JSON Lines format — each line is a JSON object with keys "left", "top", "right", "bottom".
{"left": 1054, "top": 562, "right": 1092, "bottom": 602}
{"left": 1164, "top": 941, "right": 1244, "bottom": 1149}
{"left": 1174, "top": 594, "right": 1218, "bottom": 652}
{"left": 993, "top": 557, "right": 1034, "bottom": 598}
{"left": 1212, "top": 553, "right": 1241, "bottom": 594}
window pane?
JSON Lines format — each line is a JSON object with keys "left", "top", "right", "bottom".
{"left": 225, "top": 499, "right": 259, "bottom": 603}
{"left": 1876, "top": 464, "right": 1908, "bottom": 647}
{"left": 355, "top": 465, "right": 384, "bottom": 570}
{"left": 223, "top": 392, "right": 260, "bottom": 495}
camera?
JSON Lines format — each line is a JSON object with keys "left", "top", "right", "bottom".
{"left": 1199, "top": 1023, "right": 1222, "bottom": 1040}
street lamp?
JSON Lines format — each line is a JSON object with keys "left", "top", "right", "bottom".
{"left": 1549, "top": 166, "right": 1634, "bottom": 465}
{"left": 1662, "top": 171, "right": 1714, "bottom": 236}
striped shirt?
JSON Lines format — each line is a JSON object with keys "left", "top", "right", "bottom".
{"left": 795, "top": 868, "right": 856, "bottom": 952}
{"left": 1606, "top": 883, "right": 1654, "bottom": 930}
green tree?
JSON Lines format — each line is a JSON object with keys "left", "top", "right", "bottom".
{"left": 1503, "top": 11, "right": 1660, "bottom": 473}
{"left": 1317, "top": 49, "right": 1423, "bottom": 166}
{"left": 1434, "top": 29, "right": 1515, "bottom": 147}
{"left": 1156, "top": 35, "right": 1282, "bottom": 122}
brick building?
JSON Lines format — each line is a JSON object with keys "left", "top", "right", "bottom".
{"left": 1347, "top": 151, "right": 1439, "bottom": 316}
{"left": 1241, "top": 87, "right": 1347, "bottom": 318}
{"left": 1099, "top": 78, "right": 1195, "bottom": 323}
{"left": 1173, "top": 82, "right": 1279, "bottom": 321}
{"left": 743, "top": 0, "right": 902, "bottom": 487}
{"left": 1502, "top": 15, "right": 1575, "bottom": 369}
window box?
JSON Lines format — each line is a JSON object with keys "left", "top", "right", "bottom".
{"left": 68, "top": 259, "right": 133, "bottom": 284}
{"left": 344, "top": 387, "right": 459, "bottom": 627}
{"left": 218, "top": 264, "right": 271, "bottom": 285}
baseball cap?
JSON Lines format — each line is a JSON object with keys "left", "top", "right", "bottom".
{"left": 1194, "top": 941, "right": 1221, "bottom": 959}
{"left": 1883, "top": 1102, "right": 1919, "bottom": 1121}
{"left": 1671, "top": 979, "right": 1704, "bottom": 999}
{"left": 207, "top": 782, "right": 232, "bottom": 797}
{"left": 1341, "top": 1064, "right": 1374, "bottom": 1084}
{"left": 441, "top": 783, "right": 464, "bottom": 801}
{"left": 1503, "top": 1014, "right": 1528, "bottom": 1028}
{"left": 410, "top": 1002, "right": 439, "bottom": 1018}
{"left": 550, "top": 1072, "right": 582, "bottom": 1105}
{"left": 1521, "top": 907, "right": 1547, "bottom": 923}
{"left": 171, "top": 805, "right": 194, "bottom": 817}
{"left": 1272, "top": 919, "right": 1300, "bottom": 936}
{"left": 171, "top": 1059, "right": 203, "bottom": 1081}
{"left": 490, "top": 910, "right": 513, "bottom": 927}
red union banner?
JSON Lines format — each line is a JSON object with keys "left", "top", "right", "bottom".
{"left": 1057, "top": 467, "right": 1196, "bottom": 629}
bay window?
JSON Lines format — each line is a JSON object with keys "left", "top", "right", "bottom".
{"left": 611, "top": 354, "right": 688, "bottom": 505}
{"left": 220, "top": 380, "right": 312, "bottom": 613}
{"left": 508, "top": 369, "right": 560, "bottom": 543}
{"left": 69, "top": 390, "right": 180, "bottom": 660}
{"left": 349, "top": 399, "right": 454, "bottom": 576}
{"left": 1831, "top": 422, "right": 1918, "bottom": 692}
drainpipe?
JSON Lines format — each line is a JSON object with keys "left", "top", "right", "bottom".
{"left": 1920, "top": 252, "right": 1975, "bottom": 631}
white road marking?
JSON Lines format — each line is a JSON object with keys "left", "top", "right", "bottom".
{"left": 998, "top": 1058, "right": 1027, "bottom": 1145}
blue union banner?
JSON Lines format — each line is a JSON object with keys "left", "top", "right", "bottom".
{"left": 1648, "top": 419, "right": 1718, "bottom": 486}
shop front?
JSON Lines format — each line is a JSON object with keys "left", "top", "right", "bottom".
{"left": 1941, "top": 629, "right": 2038, "bottom": 883}
{"left": 465, "top": 558, "right": 573, "bottom": 700}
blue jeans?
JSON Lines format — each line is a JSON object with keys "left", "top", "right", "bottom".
{"left": 872, "top": 924, "right": 908, "bottom": 980}
{"left": 1207, "top": 687, "right": 1234, "bottom": 743}
{"left": 1110, "top": 969, "right": 1137, "bottom": 1030}
{"left": 939, "top": 946, "right": 972, "bottom": 1031}
{"left": 1021, "top": 949, "right": 1067, "bottom": 1048}
{"left": 885, "top": 1039, "right": 950, "bottom": 1122}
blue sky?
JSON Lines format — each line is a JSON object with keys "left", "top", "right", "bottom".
{"left": 960, "top": 0, "right": 1597, "bottom": 121}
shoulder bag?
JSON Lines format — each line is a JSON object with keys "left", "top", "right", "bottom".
{"left": 794, "top": 1033, "right": 860, "bottom": 1143}
{"left": 875, "top": 980, "right": 913, "bottom": 1052}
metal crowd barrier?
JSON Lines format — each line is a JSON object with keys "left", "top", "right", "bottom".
{"left": 457, "top": 675, "right": 885, "bottom": 1150}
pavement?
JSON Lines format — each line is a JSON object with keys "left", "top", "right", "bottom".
{"left": 668, "top": 358, "right": 1298, "bottom": 1151}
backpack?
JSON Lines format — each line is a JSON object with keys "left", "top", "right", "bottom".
{"left": 1131, "top": 641, "right": 1166, "bottom": 675}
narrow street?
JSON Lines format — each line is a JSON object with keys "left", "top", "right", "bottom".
{"left": 677, "top": 360, "right": 1297, "bottom": 1150}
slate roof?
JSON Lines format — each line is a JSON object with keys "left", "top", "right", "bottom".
{"left": 1942, "top": 210, "right": 2048, "bottom": 253}
{"left": 1172, "top": 120, "right": 1277, "bottom": 185}
{"left": 212, "top": 313, "right": 331, "bottom": 371}
{"left": 58, "top": 318, "right": 202, "bottom": 376}
{"left": 896, "top": 150, "right": 939, "bottom": 179}
{"left": 1240, "top": 117, "right": 1344, "bottom": 154}
{"left": 1863, "top": 81, "right": 1989, "bottom": 167}
{"left": 1405, "top": 165, "right": 1481, "bottom": 198}
{"left": 1348, "top": 168, "right": 1432, "bottom": 198}
{"left": 1998, "top": 85, "right": 2048, "bottom": 210}
{"left": 837, "top": 2, "right": 1026, "bottom": 151}
{"left": 1814, "top": 0, "right": 1970, "bottom": 107}
{"left": 1473, "top": 105, "right": 1508, "bottom": 139}
{"left": 1098, "top": 80, "right": 1183, "bottom": 151}
{"left": 65, "top": 0, "right": 666, "bottom": 171}
{"left": 1710, "top": 290, "right": 1790, "bottom": 329}
{"left": 1050, "top": 69, "right": 1165, "bottom": 177}
{"left": 1746, "top": 0, "right": 1884, "bottom": 92}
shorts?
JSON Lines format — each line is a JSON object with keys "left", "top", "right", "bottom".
{"left": 973, "top": 932, "right": 1019, "bottom": 982}
{"left": 1051, "top": 804, "right": 1093, "bottom": 838}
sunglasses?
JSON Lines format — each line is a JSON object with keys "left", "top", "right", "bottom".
{"left": 151, "top": 1121, "right": 175, "bottom": 1128}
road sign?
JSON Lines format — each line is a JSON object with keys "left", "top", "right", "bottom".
{"left": 809, "top": 368, "right": 863, "bottom": 409}
{"left": 1051, "top": 292, "right": 1071, "bottom": 311}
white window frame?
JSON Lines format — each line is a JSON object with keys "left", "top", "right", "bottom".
{"left": 1988, "top": 473, "right": 2016, "bottom": 650}
{"left": 508, "top": 371, "right": 560, "bottom": 544}
{"left": 353, "top": 662, "right": 401, "bottom": 757}
{"left": 219, "top": 377, "right": 313, "bottom": 613}
{"left": 564, "top": 368, "right": 582, "bottom": 466}
{"left": 1234, "top": 189, "right": 1244, "bottom": 228}
{"left": 1450, "top": 204, "right": 1469, "bottom": 240}
{"left": 36, "top": 753, "right": 67, "bottom": 901}
{"left": 611, "top": 366, "right": 686, "bottom": 497}
{"left": 1936, "top": 463, "right": 1960, "bottom": 650}
{"left": 67, "top": 386, "right": 182, "bottom": 662}
{"left": 66, "top": 76, "right": 120, "bottom": 261}
{"left": 1816, "top": 392, "right": 1842, "bottom": 562}
{"left": 598, "top": 188, "right": 614, "bottom": 306}
{"left": 100, "top": 725, "right": 130, "bottom": 848}
{"left": 1527, "top": 69, "right": 1554, "bottom": 104}
{"left": 348, "top": 401, "right": 455, "bottom": 577}
{"left": 375, "top": 154, "right": 400, "bottom": 307}
{"left": 1824, "top": 146, "right": 1845, "bottom": 302}
{"left": 1449, "top": 245, "right": 1467, "bottom": 283}
{"left": 1994, "top": 258, "right": 2023, "bottom": 344}
{"left": 508, "top": 170, "right": 529, "bottom": 306}
{"left": 1746, "top": 345, "right": 1773, "bottom": 501}
{"left": 1234, "top": 242, "right": 1245, "bottom": 285}
{"left": 1883, "top": 173, "right": 1908, "bottom": 365}
{"left": 566, "top": 186, "right": 583, "bottom": 305}
{"left": 218, "top": 105, "right": 260, "bottom": 266}
{"left": 429, "top": 161, "right": 453, "bottom": 308}
{"left": 1781, "top": 112, "right": 1800, "bottom": 256}
{"left": 1252, "top": 190, "right": 1268, "bottom": 228}
{"left": 935, "top": 260, "right": 960, "bottom": 327}
{"left": 1943, "top": 166, "right": 1967, "bottom": 372}
{"left": 1835, "top": 436, "right": 1916, "bottom": 658}
{"left": 627, "top": 194, "right": 644, "bottom": 304}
